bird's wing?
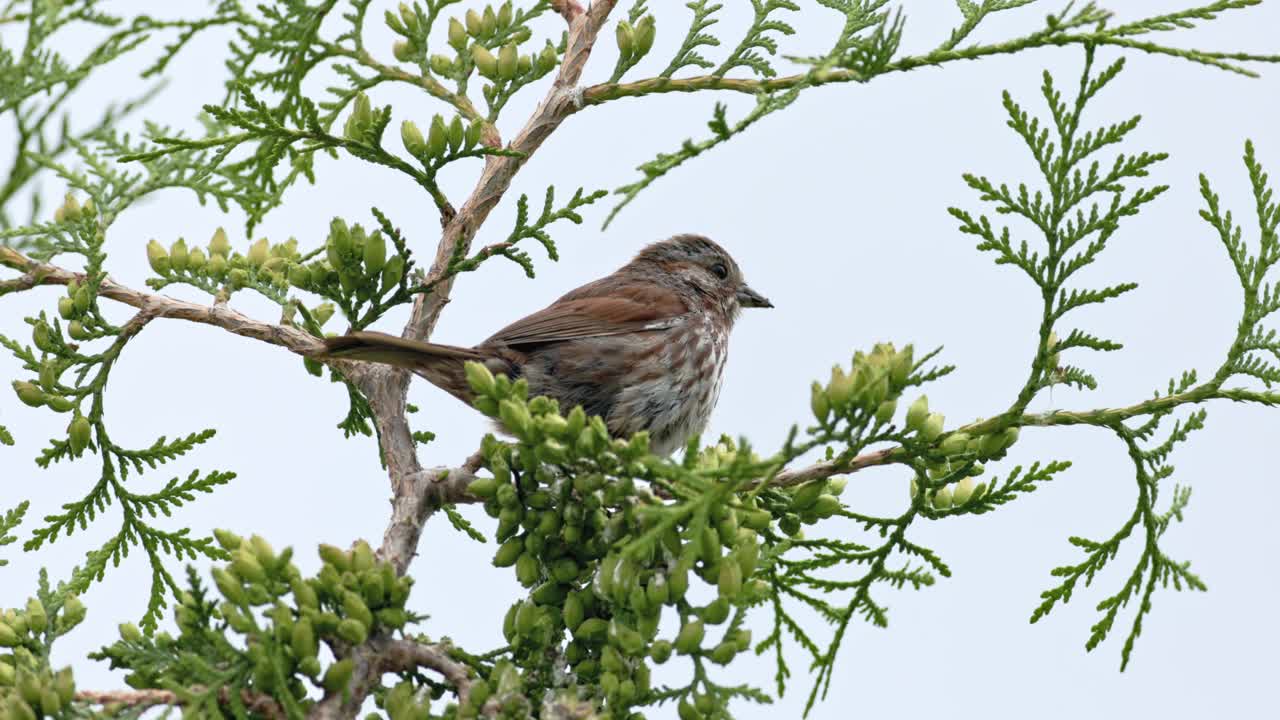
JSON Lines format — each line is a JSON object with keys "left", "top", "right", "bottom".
{"left": 483, "top": 282, "right": 688, "bottom": 349}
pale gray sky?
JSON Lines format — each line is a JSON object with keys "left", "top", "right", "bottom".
{"left": 2, "top": 2, "right": 1278, "bottom": 718}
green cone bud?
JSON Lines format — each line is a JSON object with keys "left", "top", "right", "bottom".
{"left": 207, "top": 252, "right": 228, "bottom": 277}
{"left": 481, "top": 6, "right": 496, "bottom": 35}
{"left": 429, "top": 54, "right": 453, "bottom": 77}
{"left": 147, "top": 239, "right": 170, "bottom": 274}
{"left": 921, "top": 412, "right": 945, "bottom": 442}
{"left": 674, "top": 620, "right": 704, "bottom": 654}
{"left": 323, "top": 658, "right": 354, "bottom": 692}
{"left": 498, "top": 43, "right": 518, "bottom": 80}
{"left": 932, "top": 486, "right": 953, "bottom": 510}
{"left": 68, "top": 415, "right": 91, "bottom": 455}
{"left": 635, "top": 15, "right": 656, "bottom": 55}
{"left": 313, "top": 303, "right": 335, "bottom": 326}
{"left": 25, "top": 599, "right": 46, "bottom": 633}
{"left": 58, "top": 297, "right": 75, "bottom": 320}
{"left": 248, "top": 238, "right": 269, "bottom": 267}
{"left": 952, "top": 476, "right": 976, "bottom": 506}
{"left": 938, "top": 432, "right": 969, "bottom": 456}
{"left": 616, "top": 21, "right": 635, "bottom": 61}
{"left": 875, "top": 398, "right": 897, "bottom": 425}
{"left": 448, "top": 115, "right": 465, "bottom": 152}
{"left": 427, "top": 115, "right": 448, "bottom": 157}
{"left": 471, "top": 45, "right": 498, "bottom": 79}
{"left": 337, "top": 618, "right": 368, "bottom": 644}
{"left": 363, "top": 231, "right": 386, "bottom": 275}
{"left": 59, "top": 595, "right": 86, "bottom": 631}
{"left": 186, "top": 246, "right": 206, "bottom": 272}
{"left": 810, "top": 381, "right": 830, "bottom": 421}
{"left": 0, "top": 622, "right": 19, "bottom": 646}
{"left": 906, "top": 395, "right": 929, "bottom": 431}
{"left": 169, "top": 239, "right": 189, "bottom": 271}
{"left": 292, "top": 618, "right": 318, "bottom": 658}
{"left": 465, "top": 9, "right": 482, "bottom": 36}
{"left": 448, "top": 18, "right": 467, "bottom": 50}
{"left": 401, "top": 120, "right": 426, "bottom": 156}
{"left": 718, "top": 562, "right": 742, "bottom": 598}
{"left": 392, "top": 39, "right": 414, "bottom": 63}
{"left": 710, "top": 641, "right": 737, "bottom": 665}
{"left": 209, "top": 227, "right": 231, "bottom": 257}
{"left": 13, "top": 381, "right": 45, "bottom": 408}
{"left": 119, "top": 622, "right": 143, "bottom": 642}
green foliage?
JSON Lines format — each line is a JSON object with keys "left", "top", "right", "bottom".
{"left": 0, "top": 502, "right": 28, "bottom": 568}
{"left": 606, "top": 0, "right": 1280, "bottom": 227}
{"left": 92, "top": 537, "right": 419, "bottom": 719}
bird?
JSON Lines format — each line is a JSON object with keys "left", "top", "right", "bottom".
{"left": 320, "top": 234, "right": 772, "bottom": 456}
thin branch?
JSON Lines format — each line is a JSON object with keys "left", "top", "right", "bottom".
{"left": 76, "top": 687, "right": 285, "bottom": 720}
{"left": 550, "top": 0, "right": 585, "bottom": 24}
{"left": 375, "top": 637, "right": 475, "bottom": 705}
{"left": 0, "top": 246, "right": 329, "bottom": 357}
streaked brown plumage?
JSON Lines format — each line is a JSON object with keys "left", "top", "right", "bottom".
{"left": 321, "top": 234, "right": 771, "bottom": 455}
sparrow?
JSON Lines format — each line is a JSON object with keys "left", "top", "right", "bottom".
{"left": 321, "top": 234, "right": 772, "bottom": 456}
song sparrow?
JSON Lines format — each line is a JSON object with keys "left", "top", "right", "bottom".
{"left": 321, "top": 234, "right": 772, "bottom": 456}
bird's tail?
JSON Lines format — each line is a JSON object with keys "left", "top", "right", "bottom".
{"left": 319, "top": 331, "right": 491, "bottom": 403}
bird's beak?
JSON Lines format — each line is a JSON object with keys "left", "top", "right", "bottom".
{"left": 737, "top": 284, "right": 774, "bottom": 309}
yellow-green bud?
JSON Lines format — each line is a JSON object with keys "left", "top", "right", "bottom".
{"left": 827, "top": 366, "right": 854, "bottom": 409}
{"left": 381, "top": 255, "right": 405, "bottom": 291}
{"left": 247, "top": 238, "right": 269, "bottom": 267}
{"left": 59, "top": 595, "right": 86, "bottom": 631}
{"left": 448, "top": 115, "right": 464, "bottom": 152}
{"left": 921, "top": 412, "right": 945, "bottom": 442}
{"left": 401, "top": 120, "right": 426, "bottom": 156}
{"left": 952, "top": 476, "right": 976, "bottom": 506}
{"left": 207, "top": 252, "right": 228, "bottom": 277}
{"left": 61, "top": 194, "right": 82, "bottom": 221}
{"left": 905, "top": 395, "right": 929, "bottom": 431}
{"left": 717, "top": 562, "right": 742, "bottom": 598}
{"left": 363, "top": 231, "right": 386, "bottom": 275}
{"left": 232, "top": 549, "right": 266, "bottom": 583}
{"left": 810, "top": 381, "right": 830, "bottom": 421}
{"left": 465, "top": 361, "right": 497, "bottom": 396}
{"left": 674, "top": 620, "right": 704, "bottom": 654}
{"left": 0, "top": 622, "right": 19, "bottom": 646}
{"left": 448, "top": 18, "right": 467, "bottom": 50}
{"left": 875, "top": 398, "right": 897, "bottom": 425}
{"left": 58, "top": 296, "right": 75, "bottom": 320}
{"left": 119, "top": 622, "right": 143, "bottom": 642}
{"left": 25, "top": 599, "right": 46, "bottom": 633}
{"left": 292, "top": 618, "right": 318, "bottom": 658}
{"left": 471, "top": 45, "right": 498, "bottom": 78}
{"left": 68, "top": 415, "right": 91, "bottom": 455}
{"left": 13, "top": 381, "right": 45, "bottom": 408}
{"left": 932, "top": 486, "right": 953, "bottom": 510}
{"left": 169, "top": 239, "right": 189, "bottom": 272}
{"left": 187, "top": 246, "right": 206, "bottom": 271}
{"left": 313, "top": 303, "right": 335, "bottom": 326}
{"left": 938, "top": 432, "right": 970, "bottom": 456}
{"left": 209, "top": 227, "right": 231, "bottom": 257}
{"left": 616, "top": 21, "right": 635, "bottom": 61}
{"left": 427, "top": 115, "right": 448, "bottom": 157}
{"left": 498, "top": 43, "right": 518, "bottom": 80}
{"left": 337, "top": 617, "right": 368, "bottom": 644}
{"left": 33, "top": 321, "right": 56, "bottom": 353}
{"left": 147, "top": 239, "right": 170, "bottom": 274}
{"left": 322, "top": 658, "right": 354, "bottom": 692}
{"left": 392, "top": 40, "right": 414, "bottom": 63}
{"left": 465, "top": 9, "right": 482, "bottom": 36}
{"left": 481, "top": 5, "right": 497, "bottom": 35}
{"left": 635, "top": 15, "right": 656, "bottom": 55}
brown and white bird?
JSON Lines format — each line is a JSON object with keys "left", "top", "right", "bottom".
{"left": 321, "top": 234, "right": 772, "bottom": 455}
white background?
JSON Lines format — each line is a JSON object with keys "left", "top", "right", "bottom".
{"left": 2, "top": 1, "right": 1278, "bottom": 718}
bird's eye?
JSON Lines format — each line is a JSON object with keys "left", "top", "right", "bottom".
{"left": 710, "top": 262, "right": 728, "bottom": 279}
